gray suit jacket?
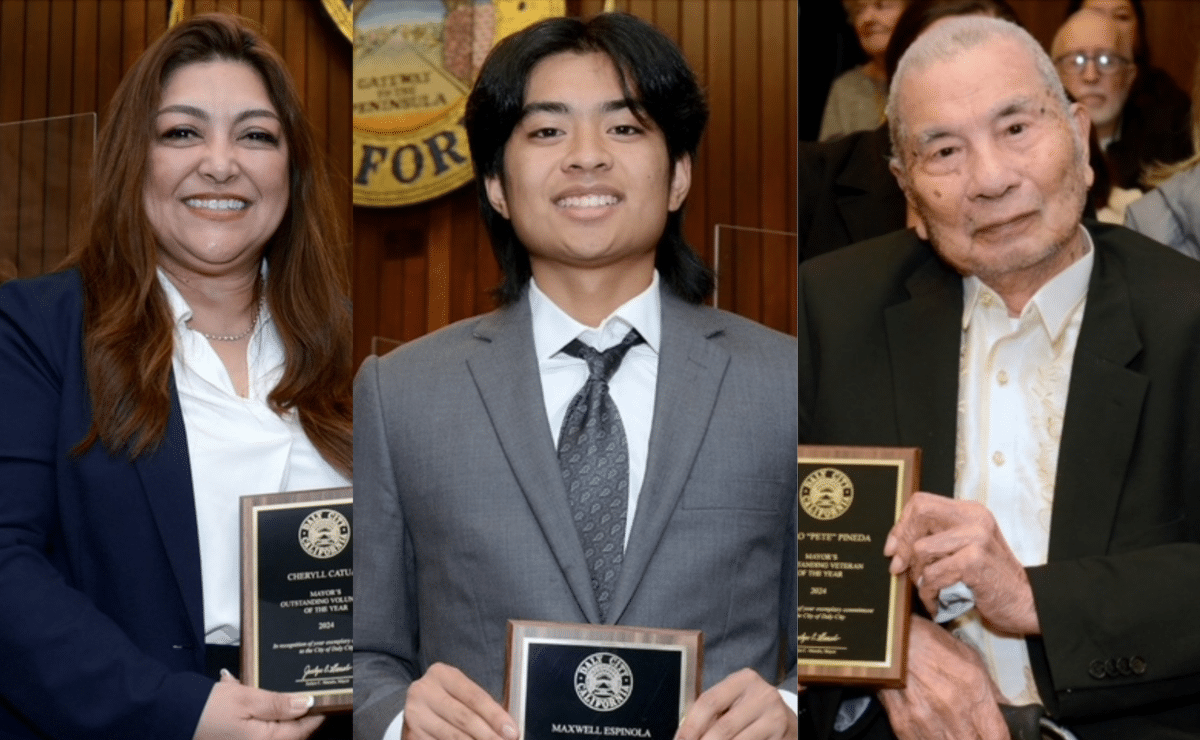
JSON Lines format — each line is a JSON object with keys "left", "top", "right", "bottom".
{"left": 353, "top": 289, "right": 798, "bottom": 739}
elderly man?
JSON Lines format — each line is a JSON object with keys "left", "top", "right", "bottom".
{"left": 1051, "top": 8, "right": 1136, "bottom": 150}
{"left": 800, "top": 15, "right": 1200, "bottom": 740}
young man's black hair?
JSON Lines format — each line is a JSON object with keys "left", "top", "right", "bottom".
{"left": 464, "top": 12, "right": 713, "bottom": 306}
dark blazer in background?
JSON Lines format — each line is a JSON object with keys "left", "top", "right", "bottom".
{"left": 799, "top": 124, "right": 907, "bottom": 263}
{"left": 353, "top": 290, "right": 798, "bottom": 740}
{"left": 799, "top": 223, "right": 1200, "bottom": 739}
{"left": 0, "top": 270, "right": 211, "bottom": 739}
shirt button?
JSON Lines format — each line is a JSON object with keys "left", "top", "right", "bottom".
{"left": 997, "top": 370, "right": 1009, "bottom": 386}
{"left": 993, "top": 451, "right": 1005, "bottom": 466}
{"left": 981, "top": 294, "right": 994, "bottom": 307}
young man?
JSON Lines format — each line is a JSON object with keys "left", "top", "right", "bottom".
{"left": 354, "top": 14, "right": 797, "bottom": 740}
{"left": 801, "top": 15, "right": 1200, "bottom": 740}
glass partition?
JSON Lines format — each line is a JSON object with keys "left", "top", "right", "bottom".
{"left": 0, "top": 113, "right": 96, "bottom": 281}
{"left": 712, "top": 223, "right": 798, "bottom": 336}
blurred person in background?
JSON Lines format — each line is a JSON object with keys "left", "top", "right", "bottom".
{"left": 1125, "top": 50, "right": 1200, "bottom": 259}
{"left": 819, "top": 0, "right": 908, "bottom": 141}
{"left": 1051, "top": 8, "right": 1143, "bottom": 222}
{"left": 1065, "top": 0, "right": 1192, "bottom": 189}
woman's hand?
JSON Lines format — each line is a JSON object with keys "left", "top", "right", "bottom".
{"left": 193, "top": 670, "right": 325, "bottom": 740}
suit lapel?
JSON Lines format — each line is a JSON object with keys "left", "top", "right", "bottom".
{"left": 608, "top": 294, "right": 731, "bottom": 623}
{"left": 883, "top": 250, "right": 963, "bottom": 496}
{"left": 465, "top": 300, "right": 601, "bottom": 622}
{"left": 835, "top": 126, "right": 907, "bottom": 245}
{"left": 1049, "top": 235, "right": 1146, "bottom": 560}
{"left": 133, "top": 379, "right": 205, "bottom": 647}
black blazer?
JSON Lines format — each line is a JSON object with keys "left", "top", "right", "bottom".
{"left": 799, "top": 223, "right": 1200, "bottom": 739}
{"left": 799, "top": 124, "right": 907, "bottom": 263}
{"left": 0, "top": 270, "right": 212, "bottom": 739}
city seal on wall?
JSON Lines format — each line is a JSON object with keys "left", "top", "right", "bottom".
{"left": 574, "top": 652, "right": 633, "bottom": 712}
{"left": 352, "top": 0, "right": 564, "bottom": 206}
{"left": 298, "top": 508, "right": 352, "bottom": 559}
{"left": 800, "top": 467, "right": 854, "bottom": 521}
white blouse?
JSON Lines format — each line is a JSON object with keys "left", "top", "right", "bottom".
{"left": 157, "top": 268, "right": 350, "bottom": 645}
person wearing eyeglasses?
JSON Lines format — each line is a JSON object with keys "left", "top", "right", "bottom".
{"left": 1053, "top": 5, "right": 1193, "bottom": 196}
{"left": 1050, "top": 8, "right": 1144, "bottom": 223}
{"left": 1052, "top": 9, "right": 1136, "bottom": 155}
{"left": 1064, "top": 0, "right": 1193, "bottom": 193}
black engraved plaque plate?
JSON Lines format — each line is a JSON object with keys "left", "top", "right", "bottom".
{"left": 505, "top": 621, "right": 702, "bottom": 740}
{"left": 241, "top": 487, "right": 353, "bottom": 711}
{"left": 798, "top": 447, "right": 917, "bottom": 686}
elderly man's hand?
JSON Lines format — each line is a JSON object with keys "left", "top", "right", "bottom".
{"left": 879, "top": 616, "right": 1008, "bottom": 740}
{"left": 884, "top": 492, "right": 1040, "bottom": 635}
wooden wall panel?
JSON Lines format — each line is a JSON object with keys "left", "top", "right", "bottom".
{"left": 0, "top": 0, "right": 351, "bottom": 282}
{"left": 354, "top": 0, "right": 800, "bottom": 365}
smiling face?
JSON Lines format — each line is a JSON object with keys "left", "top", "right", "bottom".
{"left": 891, "top": 35, "right": 1093, "bottom": 305}
{"left": 484, "top": 51, "right": 689, "bottom": 290}
{"left": 1051, "top": 10, "right": 1135, "bottom": 140}
{"left": 144, "top": 59, "right": 289, "bottom": 280}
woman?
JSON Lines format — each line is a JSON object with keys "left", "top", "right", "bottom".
{"left": 0, "top": 14, "right": 351, "bottom": 740}
{"left": 819, "top": 0, "right": 908, "bottom": 141}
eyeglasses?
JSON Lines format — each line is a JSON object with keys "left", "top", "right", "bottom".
{"left": 1054, "top": 52, "right": 1132, "bottom": 76}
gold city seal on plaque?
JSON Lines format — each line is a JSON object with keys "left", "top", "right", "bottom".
{"left": 353, "top": 0, "right": 565, "bottom": 207}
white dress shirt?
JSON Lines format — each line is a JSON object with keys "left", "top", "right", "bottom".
{"left": 158, "top": 269, "right": 350, "bottom": 646}
{"left": 529, "top": 273, "right": 660, "bottom": 545}
{"left": 952, "top": 228, "right": 1094, "bottom": 705}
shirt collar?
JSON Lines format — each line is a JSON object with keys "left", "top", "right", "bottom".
{"left": 962, "top": 224, "right": 1094, "bottom": 341}
{"left": 529, "top": 271, "right": 662, "bottom": 361}
{"left": 158, "top": 267, "right": 194, "bottom": 328}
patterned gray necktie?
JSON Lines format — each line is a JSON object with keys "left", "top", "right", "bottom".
{"left": 557, "top": 327, "right": 644, "bottom": 620}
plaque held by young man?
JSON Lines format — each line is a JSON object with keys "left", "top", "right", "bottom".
{"left": 798, "top": 446, "right": 918, "bottom": 686}
{"left": 505, "top": 621, "right": 702, "bottom": 740}
{"left": 240, "top": 487, "right": 353, "bottom": 711}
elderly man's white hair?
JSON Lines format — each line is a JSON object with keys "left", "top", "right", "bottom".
{"left": 886, "top": 15, "right": 1074, "bottom": 171}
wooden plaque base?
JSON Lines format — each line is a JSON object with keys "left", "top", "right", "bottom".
{"left": 798, "top": 446, "right": 918, "bottom": 687}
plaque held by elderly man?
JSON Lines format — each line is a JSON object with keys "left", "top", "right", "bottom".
{"left": 798, "top": 446, "right": 917, "bottom": 686}
{"left": 505, "top": 621, "right": 702, "bottom": 740}
{"left": 240, "top": 487, "right": 353, "bottom": 711}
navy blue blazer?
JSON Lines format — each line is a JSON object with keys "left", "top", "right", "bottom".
{"left": 0, "top": 270, "right": 212, "bottom": 739}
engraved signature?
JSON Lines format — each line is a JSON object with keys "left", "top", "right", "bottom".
{"left": 798, "top": 632, "right": 841, "bottom": 644}
{"left": 302, "top": 662, "right": 352, "bottom": 681}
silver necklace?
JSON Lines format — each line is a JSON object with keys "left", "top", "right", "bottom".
{"left": 190, "top": 298, "right": 262, "bottom": 342}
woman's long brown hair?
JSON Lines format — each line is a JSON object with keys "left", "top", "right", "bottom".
{"left": 72, "top": 13, "right": 352, "bottom": 476}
